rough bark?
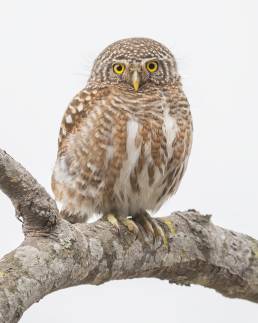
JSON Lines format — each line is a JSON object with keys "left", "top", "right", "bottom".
{"left": 0, "top": 149, "right": 258, "bottom": 323}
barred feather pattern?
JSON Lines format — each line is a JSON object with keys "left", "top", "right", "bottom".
{"left": 51, "top": 38, "right": 193, "bottom": 223}
{"left": 52, "top": 83, "right": 192, "bottom": 222}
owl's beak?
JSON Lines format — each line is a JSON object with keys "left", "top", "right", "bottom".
{"left": 131, "top": 70, "right": 140, "bottom": 92}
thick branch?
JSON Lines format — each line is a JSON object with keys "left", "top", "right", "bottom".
{"left": 0, "top": 150, "right": 258, "bottom": 323}
{"left": 0, "top": 149, "right": 57, "bottom": 233}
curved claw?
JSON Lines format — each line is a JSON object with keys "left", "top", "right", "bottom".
{"left": 121, "top": 218, "right": 140, "bottom": 236}
{"left": 138, "top": 213, "right": 155, "bottom": 238}
{"left": 133, "top": 212, "right": 169, "bottom": 247}
{"left": 105, "top": 214, "right": 120, "bottom": 232}
{"left": 152, "top": 219, "right": 168, "bottom": 247}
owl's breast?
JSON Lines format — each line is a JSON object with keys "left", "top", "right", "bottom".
{"left": 110, "top": 102, "right": 180, "bottom": 214}
{"left": 52, "top": 87, "right": 192, "bottom": 218}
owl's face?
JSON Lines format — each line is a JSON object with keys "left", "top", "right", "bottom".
{"left": 88, "top": 38, "right": 179, "bottom": 92}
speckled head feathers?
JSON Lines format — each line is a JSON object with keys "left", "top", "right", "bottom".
{"left": 95, "top": 38, "right": 174, "bottom": 62}
{"left": 88, "top": 38, "right": 179, "bottom": 90}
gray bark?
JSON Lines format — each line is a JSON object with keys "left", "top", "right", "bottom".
{"left": 0, "top": 148, "right": 258, "bottom": 323}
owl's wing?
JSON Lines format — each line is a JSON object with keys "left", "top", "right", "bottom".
{"left": 57, "top": 86, "right": 110, "bottom": 156}
{"left": 52, "top": 86, "right": 111, "bottom": 222}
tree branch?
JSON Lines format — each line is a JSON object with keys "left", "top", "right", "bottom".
{"left": 0, "top": 149, "right": 58, "bottom": 233}
{"left": 0, "top": 149, "right": 258, "bottom": 323}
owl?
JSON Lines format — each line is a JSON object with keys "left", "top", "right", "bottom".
{"left": 52, "top": 38, "right": 192, "bottom": 240}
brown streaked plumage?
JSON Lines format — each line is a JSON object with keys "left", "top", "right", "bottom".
{"left": 52, "top": 37, "right": 193, "bottom": 224}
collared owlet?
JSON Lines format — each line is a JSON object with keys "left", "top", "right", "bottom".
{"left": 52, "top": 37, "right": 193, "bottom": 230}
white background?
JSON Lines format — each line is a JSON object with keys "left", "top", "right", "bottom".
{"left": 0, "top": 0, "right": 258, "bottom": 322}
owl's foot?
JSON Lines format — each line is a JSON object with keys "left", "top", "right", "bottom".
{"left": 104, "top": 214, "right": 140, "bottom": 238}
{"left": 152, "top": 218, "right": 168, "bottom": 247}
{"left": 105, "top": 213, "right": 120, "bottom": 232}
{"left": 134, "top": 211, "right": 168, "bottom": 247}
{"left": 121, "top": 218, "right": 140, "bottom": 236}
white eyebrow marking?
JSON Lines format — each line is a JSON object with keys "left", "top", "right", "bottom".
{"left": 141, "top": 57, "right": 159, "bottom": 64}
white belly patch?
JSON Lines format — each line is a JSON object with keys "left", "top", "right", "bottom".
{"left": 113, "top": 114, "right": 178, "bottom": 216}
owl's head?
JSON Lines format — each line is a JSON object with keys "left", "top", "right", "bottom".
{"left": 88, "top": 38, "right": 179, "bottom": 92}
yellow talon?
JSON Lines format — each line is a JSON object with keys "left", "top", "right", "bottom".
{"left": 152, "top": 219, "right": 168, "bottom": 247}
{"left": 140, "top": 213, "right": 155, "bottom": 237}
{"left": 106, "top": 214, "right": 120, "bottom": 231}
{"left": 134, "top": 212, "right": 169, "bottom": 247}
{"left": 121, "top": 218, "right": 139, "bottom": 235}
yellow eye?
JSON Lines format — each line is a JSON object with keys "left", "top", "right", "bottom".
{"left": 113, "top": 63, "right": 125, "bottom": 75}
{"left": 146, "top": 61, "right": 158, "bottom": 73}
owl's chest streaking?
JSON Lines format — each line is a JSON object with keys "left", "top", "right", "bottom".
{"left": 52, "top": 86, "right": 192, "bottom": 218}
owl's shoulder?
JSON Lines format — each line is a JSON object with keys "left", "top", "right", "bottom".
{"left": 57, "top": 86, "right": 111, "bottom": 154}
